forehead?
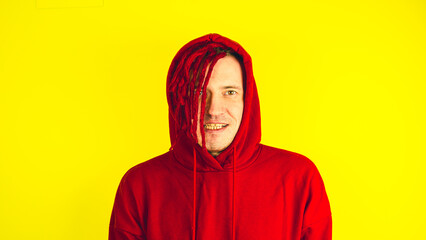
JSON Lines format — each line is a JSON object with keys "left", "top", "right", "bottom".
{"left": 207, "top": 55, "right": 244, "bottom": 88}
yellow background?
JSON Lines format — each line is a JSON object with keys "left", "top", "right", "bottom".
{"left": 1, "top": 0, "right": 425, "bottom": 239}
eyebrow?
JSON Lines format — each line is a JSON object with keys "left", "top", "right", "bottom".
{"left": 222, "top": 85, "right": 242, "bottom": 90}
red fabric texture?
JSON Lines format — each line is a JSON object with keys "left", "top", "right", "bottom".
{"left": 109, "top": 34, "right": 332, "bottom": 240}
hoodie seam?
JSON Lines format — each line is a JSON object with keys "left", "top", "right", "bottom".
{"left": 302, "top": 214, "right": 332, "bottom": 231}
{"left": 113, "top": 226, "right": 145, "bottom": 239}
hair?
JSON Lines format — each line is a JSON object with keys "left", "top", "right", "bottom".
{"left": 168, "top": 42, "right": 243, "bottom": 150}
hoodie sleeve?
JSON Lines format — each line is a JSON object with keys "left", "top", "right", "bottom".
{"left": 301, "top": 166, "right": 332, "bottom": 240}
{"left": 109, "top": 173, "right": 146, "bottom": 240}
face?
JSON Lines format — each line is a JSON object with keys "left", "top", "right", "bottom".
{"left": 196, "top": 55, "right": 244, "bottom": 157}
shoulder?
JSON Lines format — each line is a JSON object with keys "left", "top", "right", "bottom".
{"left": 258, "top": 144, "right": 320, "bottom": 177}
{"left": 119, "top": 151, "right": 172, "bottom": 188}
{"left": 259, "top": 144, "right": 316, "bottom": 167}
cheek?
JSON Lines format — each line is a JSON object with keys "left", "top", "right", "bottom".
{"left": 229, "top": 104, "right": 244, "bottom": 123}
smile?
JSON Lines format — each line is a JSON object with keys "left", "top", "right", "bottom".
{"left": 204, "top": 123, "right": 228, "bottom": 130}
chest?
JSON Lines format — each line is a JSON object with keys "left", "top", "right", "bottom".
{"left": 141, "top": 170, "right": 305, "bottom": 239}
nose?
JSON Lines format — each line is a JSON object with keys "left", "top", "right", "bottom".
{"left": 205, "top": 93, "right": 224, "bottom": 117}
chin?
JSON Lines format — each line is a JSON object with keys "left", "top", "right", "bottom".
{"left": 206, "top": 144, "right": 227, "bottom": 153}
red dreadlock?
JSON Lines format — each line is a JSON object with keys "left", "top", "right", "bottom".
{"left": 168, "top": 42, "right": 236, "bottom": 151}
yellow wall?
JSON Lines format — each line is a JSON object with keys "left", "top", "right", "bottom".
{"left": 1, "top": 0, "right": 425, "bottom": 239}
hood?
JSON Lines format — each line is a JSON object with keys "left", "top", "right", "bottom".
{"left": 166, "top": 33, "right": 261, "bottom": 171}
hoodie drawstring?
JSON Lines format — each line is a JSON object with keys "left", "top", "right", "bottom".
{"left": 193, "top": 148, "right": 197, "bottom": 240}
{"left": 232, "top": 146, "right": 236, "bottom": 240}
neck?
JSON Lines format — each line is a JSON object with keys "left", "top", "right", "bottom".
{"left": 209, "top": 150, "right": 220, "bottom": 157}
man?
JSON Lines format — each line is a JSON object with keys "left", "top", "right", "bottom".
{"left": 109, "top": 34, "right": 332, "bottom": 240}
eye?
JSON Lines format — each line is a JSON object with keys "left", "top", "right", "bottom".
{"left": 225, "top": 90, "right": 237, "bottom": 95}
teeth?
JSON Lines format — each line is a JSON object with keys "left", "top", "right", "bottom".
{"left": 204, "top": 124, "right": 227, "bottom": 130}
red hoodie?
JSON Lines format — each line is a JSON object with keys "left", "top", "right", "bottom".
{"left": 109, "top": 34, "right": 332, "bottom": 240}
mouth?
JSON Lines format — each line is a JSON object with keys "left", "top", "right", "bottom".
{"left": 204, "top": 123, "right": 228, "bottom": 130}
